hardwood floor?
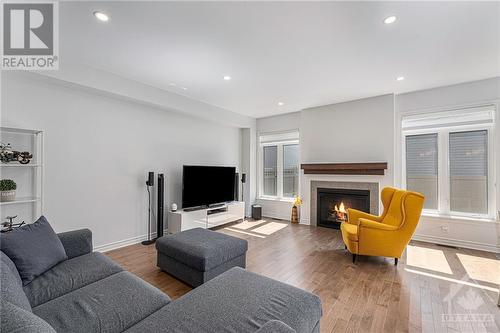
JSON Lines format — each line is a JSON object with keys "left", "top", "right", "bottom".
{"left": 105, "top": 219, "right": 500, "bottom": 333}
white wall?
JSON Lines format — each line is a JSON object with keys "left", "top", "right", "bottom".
{"left": 396, "top": 77, "right": 500, "bottom": 253}
{"left": 257, "top": 112, "right": 301, "bottom": 134}
{"left": 300, "top": 94, "right": 395, "bottom": 224}
{"left": 1, "top": 72, "right": 243, "bottom": 251}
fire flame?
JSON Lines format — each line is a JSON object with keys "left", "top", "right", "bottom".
{"left": 333, "top": 202, "right": 347, "bottom": 221}
{"left": 334, "top": 202, "right": 346, "bottom": 214}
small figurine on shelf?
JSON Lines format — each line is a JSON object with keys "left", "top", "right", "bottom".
{"left": 0, "top": 142, "right": 33, "bottom": 164}
{"left": 291, "top": 196, "right": 303, "bottom": 224}
{"left": 1, "top": 215, "right": 25, "bottom": 233}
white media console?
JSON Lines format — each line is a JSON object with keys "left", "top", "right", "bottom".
{"left": 168, "top": 201, "right": 245, "bottom": 234}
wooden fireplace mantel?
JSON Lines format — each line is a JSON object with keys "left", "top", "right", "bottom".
{"left": 300, "top": 162, "right": 388, "bottom": 175}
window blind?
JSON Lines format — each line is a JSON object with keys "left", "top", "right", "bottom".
{"left": 449, "top": 130, "right": 488, "bottom": 214}
{"left": 449, "top": 130, "right": 488, "bottom": 177}
{"left": 406, "top": 134, "right": 438, "bottom": 177}
{"left": 405, "top": 133, "right": 438, "bottom": 209}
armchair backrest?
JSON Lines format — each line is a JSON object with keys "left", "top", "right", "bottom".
{"left": 381, "top": 188, "right": 425, "bottom": 230}
{"left": 379, "top": 187, "right": 397, "bottom": 220}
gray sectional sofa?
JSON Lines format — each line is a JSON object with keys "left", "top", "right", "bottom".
{"left": 1, "top": 229, "right": 322, "bottom": 333}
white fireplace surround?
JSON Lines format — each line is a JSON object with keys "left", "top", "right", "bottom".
{"left": 310, "top": 181, "right": 379, "bottom": 227}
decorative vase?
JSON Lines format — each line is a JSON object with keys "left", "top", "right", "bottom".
{"left": 0, "top": 190, "right": 16, "bottom": 202}
{"left": 291, "top": 205, "right": 299, "bottom": 224}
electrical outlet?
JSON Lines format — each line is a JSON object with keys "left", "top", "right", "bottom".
{"left": 440, "top": 225, "right": 449, "bottom": 233}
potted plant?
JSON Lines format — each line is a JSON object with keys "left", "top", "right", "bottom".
{"left": 291, "top": 196, "right": 302, "bottom": 224}
{"left": 0, "top": 179, "right": 17, "bottom": 202}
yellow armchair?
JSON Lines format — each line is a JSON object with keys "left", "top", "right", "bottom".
{"left": 340, "top": 187, "right": 425, "bottom": 265}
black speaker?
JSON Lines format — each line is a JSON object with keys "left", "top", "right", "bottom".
{"left": 142, "top": 172, "right": 155, "bottom": 246}
{"left": 234, "top": 172, "right": 239, "bottom": 201}
{"left": 241, "top": 173, "right": 246, "bottom": 184}
{"left": 252, "top": 204, "right": 262, "bottom": 220}
{"left": 157, "top": 174, "right": 164, "bottom": 238}
{"left": 146, "top": 172, "right": 154, "bottom": 186}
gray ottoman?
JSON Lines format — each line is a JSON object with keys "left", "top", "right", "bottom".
{"left": 156, "top": 228, "right": 248, "bottom": 287}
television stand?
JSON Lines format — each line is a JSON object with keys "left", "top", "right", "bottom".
{"left": 208, "top": 203, "right": 225, "bottom": 208}
{"left": 168, "top": 201, "right": 245, "bottom": 234}
{"left": 184, "top": 205, "right": 206, "bottom": 212}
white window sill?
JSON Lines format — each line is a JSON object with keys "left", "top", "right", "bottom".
{"left": 421, "top": 211, "right": 499, "bottom": 223}
{"left": 258, "top": 196, "right": 295, "bottom": 203}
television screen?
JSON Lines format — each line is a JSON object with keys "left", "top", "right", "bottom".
{"left": 182, "top": 165, "right": 236, "bottom": 208}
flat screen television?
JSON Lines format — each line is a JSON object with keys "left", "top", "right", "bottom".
{"left": 182, "top": 165, "right": 236, "bottom": 209}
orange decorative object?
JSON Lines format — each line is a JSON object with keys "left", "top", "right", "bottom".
{"left": 291, "top": 206, "right": 299, "bottom": 224}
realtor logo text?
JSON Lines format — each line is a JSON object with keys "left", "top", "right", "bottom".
{"left": 1, "top": 2, "right": 58, "bottom": 70}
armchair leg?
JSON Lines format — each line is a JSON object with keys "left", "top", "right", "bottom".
{"left": 394, "top": 258, "right": 398, "bottom": 266}
{"left": 352, "top": 254, "right": 357, "bottom": 263}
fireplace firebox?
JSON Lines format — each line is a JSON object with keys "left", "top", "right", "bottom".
{"left": 317, "top": 188, "right": 370, "bottom": 229}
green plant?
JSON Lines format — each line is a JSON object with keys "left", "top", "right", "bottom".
{"left": 0, "top": 179, "right": 17, "bottom": 191}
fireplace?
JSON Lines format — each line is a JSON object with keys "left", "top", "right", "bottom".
{"left": 317, "top": 188, "right": 370, "bottom": 229}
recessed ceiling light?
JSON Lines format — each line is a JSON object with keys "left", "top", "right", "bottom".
{"left": 278, "top": 102, "right": 284, "bottom": 106}
{"left": 223, "top": 75, "right": 231, "bottom": 81}
{"left": 180, "top": 87, "right": 188, "bottom": 91}
{"left": 169, "top": 83, "right": 177, "bottom": 87}
{"left": 93, "top": 11, "right": 109, "bottom": 22}
{"left": 383, "top": 16, "right": 397, "bottom": 24}
{"left": 396, "top": 76, "right": 405, "bottom": 81}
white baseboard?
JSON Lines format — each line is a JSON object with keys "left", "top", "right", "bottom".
{"left": 94, "top": 229, "right": 168, "bottom": 253}
{"left": 412, "top": 234, "right": 500, "bottom": 253}
{"left": 261, "top": 213, "right": 289, "bottom": 221}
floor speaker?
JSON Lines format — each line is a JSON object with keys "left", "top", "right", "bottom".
{"left": 157, "top": 174, "right": 164, "bottom": 238}
{"left": 234, "top": 172, "right": 239, "bottom": 201}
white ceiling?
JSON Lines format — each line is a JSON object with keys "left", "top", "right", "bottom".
{"left": 60, "top": 1, "right": 500, "bottom": 118}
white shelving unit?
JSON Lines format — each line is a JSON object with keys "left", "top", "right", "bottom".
{"left": 0, "top": 127, "right": 44, "bottom": 224}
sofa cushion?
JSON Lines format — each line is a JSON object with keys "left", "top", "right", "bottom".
{"left": 1, "top": 251, "right": 32, "bottom": 311}
{"left": 33, "top": 271, "right": 171, "bottom": 333}
{"left": 24, "top": 252, "right": 123, "bottom": 307}
{"left": 156, "top": 228, "right": 248, "bottom": 271}
{"left": 1, "top": 216, "right": 67, "bottom": 285}
{"left": 125, "top": 267, "right": 321, "bottom": 333}
{"left": 1, "top": 300, "right": 55, "bottom": 333}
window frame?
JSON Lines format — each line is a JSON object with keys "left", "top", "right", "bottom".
{"left": 258, "top": 139, "right": 299, "bottom": 201}
{"left": 402, "top": 123, "right": 496, "bottom": 220}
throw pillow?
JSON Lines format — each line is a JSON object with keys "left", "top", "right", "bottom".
{"left": 0, "top": 216, "right": 67, "bottom": 285}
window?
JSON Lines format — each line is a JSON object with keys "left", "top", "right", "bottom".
{"left": 402, "top": 106, "right": 495, "bottom": 219}
{"left": 449, "top": 130, "right": 488, "bottom": 215}
{"left": 406, "top": 134, "right": 438, "bottom": 209}
{"left": 283, "top": 144, "right": 299, "bottom": 197}
{"left": 259, "top": 131, "right": 299, "bottom": 200}
{"left": 263, "top": 145, "right": 278, "bottom": 196}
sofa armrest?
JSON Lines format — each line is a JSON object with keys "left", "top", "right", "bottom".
{"left": 255, "top": 320, "right": 296, "bottom": 333}
{"left": 57, "top": 229, "right": 92, "bottom": 259}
